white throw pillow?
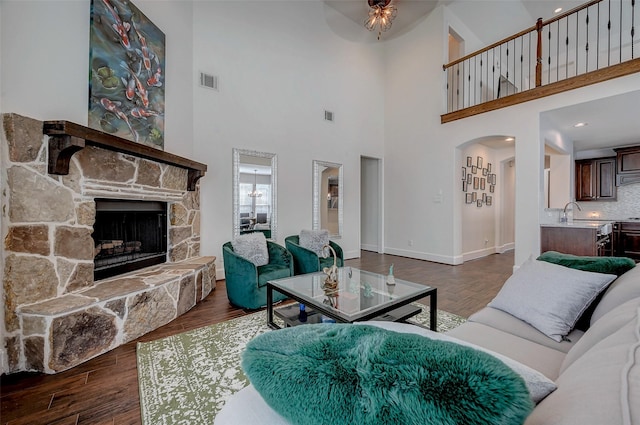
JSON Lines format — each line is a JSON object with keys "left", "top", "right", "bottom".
{"left": 231, "top": 232, "right": 269, "bottom": 266}
{"left": 488, "top": 258, "right": 616, "bottom": 342}
{"left": 299, "top": 229, "right": 329, "bottom": 257}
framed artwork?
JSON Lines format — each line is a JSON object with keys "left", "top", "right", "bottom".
{"left": 488, "top": 163, "right": 492, "bottom": 172}
{"left": 480, "top": 178, "right": 486, "bottom": 190}
{"left": 472, "top": 192, "right": 477, "bottom": 202}
{"left": 467, "top": 174, "right": 472, "bottom": 184}
{"left": 490, "top": 185, "right": 495, "bottom": 193}
{"left": 462, "top": 167, "right": 467, "bottom": 180}
{"left": 472, "top": 165, "right": 477, "bottom": 174}
{"left": 477, "top": 156, "right": 483, "bottom": 169}
{"left": 467, "top": 156, "right": 473, "bottom": 167}
{"left": 477, "top": 199, "right": 482, "bottom": 207}
{"left": 89, "top": 0, "right": 166, "bottom": 148}
{"left": 491, "top": 174, "right": 497, "bottom": 184}
{"left": 486, "top": 196, "right": 493, "bottom": 206}
{"left": 466, "top": 193, "right": 473, "bottom": 203}
{"left": 463, "top": 181, "right": 467, "bottom": 192}
{"left": 482, "top": 168, "right": 488, "bottom": 176}
{"left": 482, "top": 193, "right": 486, "bottom": 202}
{"left": 473, "top": 177, "right": 479, "bottom": 190}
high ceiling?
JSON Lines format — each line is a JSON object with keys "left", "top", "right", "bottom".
{"left": 323, "top": 0, "right": 588, "bottom": 43}
{"left": 542, "top": 90, "right": 640, "bottom": 152}
{"left": 324, "top": 0, "right": 439, "bottom": 41}
{"left": 324, "top": 0, "right": 639, "bottom": 152}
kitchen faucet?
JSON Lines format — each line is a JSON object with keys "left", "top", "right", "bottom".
{"left": 560, "top": 201, "right": 582, "bottom": 223}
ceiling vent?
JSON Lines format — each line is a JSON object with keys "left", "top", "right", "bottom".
{"left": 199, "top": 72, "right": 219, "bottom": 91}
{"left": 324, "top": 110, "right": 334, "bottom": 122}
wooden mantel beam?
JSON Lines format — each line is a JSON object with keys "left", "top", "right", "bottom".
{"left": 43, "top": 120, "right": 207, "bottom": 191}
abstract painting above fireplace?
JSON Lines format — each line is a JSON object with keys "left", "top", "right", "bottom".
{"left": 89, "top": 0, "right": 166, "bottom": 148}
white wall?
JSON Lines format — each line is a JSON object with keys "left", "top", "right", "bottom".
{"left": 461, "top": 144, "right": 496, "bottom": 258}
{"left": 2, "top": 0, "right": 640, "bottom": 279}
{"left": 191, "top": 1, "right": 386, "bottom": 275}
{"left": 383, "top": 3, "right": 640, "bottom": 267}
{"left": 0, "top": 0, "right": 194, "bottom": 159}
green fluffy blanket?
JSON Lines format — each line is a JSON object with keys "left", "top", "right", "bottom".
{"left": 242, "top": 324, "right": 533, "bottom": 425}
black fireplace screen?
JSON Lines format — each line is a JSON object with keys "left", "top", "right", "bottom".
{"left": 93, "top": 199, "right": 167, "bottom": 280}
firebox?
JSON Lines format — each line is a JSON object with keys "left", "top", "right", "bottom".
{"left": 93, "top": 199, "right": 168, "bottom": 280}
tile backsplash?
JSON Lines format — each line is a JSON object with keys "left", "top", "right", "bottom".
{"left": 574, "top": 184, "right": 640, "bottom": 220}
{"left": 542, "top": 184, "right": 640, "bottom": 223}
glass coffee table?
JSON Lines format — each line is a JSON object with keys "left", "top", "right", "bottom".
{"left": 267, "top": 267, "right": 437, "bottom": 331}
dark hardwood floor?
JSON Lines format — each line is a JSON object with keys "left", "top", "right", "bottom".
{"left": 1, "top": 250, "right": 513, "bottom": 424}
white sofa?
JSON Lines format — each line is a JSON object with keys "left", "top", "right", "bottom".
{"left": 447, "top": 261, "right": 640, "bottom": 425}
{"left": 216, "top": 261, "right": 640, "bottom": 425}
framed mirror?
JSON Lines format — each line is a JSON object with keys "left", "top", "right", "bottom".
{"left": 232, "top": 148, "right": 277, "bottom": 241}
{"left": 312, "top": 160, "right": 343, "bottom": 238}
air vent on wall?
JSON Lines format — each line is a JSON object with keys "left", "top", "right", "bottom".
{"left": 324, "top": 110, "right": 334, "bottom": 122}
{"left": 199, "top": 72, "right": 219, "bottom": 91}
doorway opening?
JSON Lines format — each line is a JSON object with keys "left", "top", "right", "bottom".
{"left": 360, "top": 156, "right": 383, "bottom": 253}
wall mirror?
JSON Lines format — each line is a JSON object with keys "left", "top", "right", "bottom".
{"left": 232, "top": 148, "right": 277, "bottom": 241}
{"left": 312, "top": 160, "right": 343, "bottom": 238}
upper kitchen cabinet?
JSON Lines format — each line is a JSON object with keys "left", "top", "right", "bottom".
{"left": 615, "top": 146, "right": 640, "bottom": 186}
{"left": 575, "top": 157, "right": 617, "bottom": 202}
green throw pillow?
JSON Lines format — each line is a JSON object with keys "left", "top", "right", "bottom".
{"left": 537, "top": 251, "right": 635, "bottom": 276}
{"left": 242, "top": 324, "right": 533, "bottom": 425}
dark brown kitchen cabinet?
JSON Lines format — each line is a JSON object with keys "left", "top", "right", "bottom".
{"left": 614, "top": 222, "right": 640, "bottom": 262}
{"left": 575, "top": 157, "right": 617, "bottom": 201}
{"left": 615, "top": 146, "right": 640, "bottom": 186}
{"left": 541, "top": 226, "right": 611, "bottom": 256}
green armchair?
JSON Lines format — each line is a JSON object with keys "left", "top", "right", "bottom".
{"left": 285, "top": 235, "right": 344, "bottom": 275}
{"left": 222, "top": 240, "right": 293, "bottom": 309}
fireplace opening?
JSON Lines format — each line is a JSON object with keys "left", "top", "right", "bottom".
{"left": 93, "top": 199, "right": 168, "bottom": 280}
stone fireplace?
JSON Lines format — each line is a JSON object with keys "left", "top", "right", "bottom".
{"left": 1, "top": 113, "right": 215, "bottom": 374}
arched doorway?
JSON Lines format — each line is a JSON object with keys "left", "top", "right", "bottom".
{"left": 457, "top": 136, "right": 516, "bottom": 263}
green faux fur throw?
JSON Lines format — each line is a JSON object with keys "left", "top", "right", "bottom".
{"left": 242, "top": 324, "right": 533, "bottom": 425}
{"left": 537, "top": 251, "right": 635, "bottom": 276}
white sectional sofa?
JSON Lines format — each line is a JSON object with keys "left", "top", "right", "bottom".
{"left": 216, "top": 257, "right": 640, "bottom": 425}
{"left": 448, "top": 259, "right": 640, "bottom": 425}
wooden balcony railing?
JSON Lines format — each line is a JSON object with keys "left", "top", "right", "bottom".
{"left": 442, "top": 0, "right": 640, "bottom": 123}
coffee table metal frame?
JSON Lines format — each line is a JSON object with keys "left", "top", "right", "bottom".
{"left": 267, "top": 267, "right": 437, "bottom": 331}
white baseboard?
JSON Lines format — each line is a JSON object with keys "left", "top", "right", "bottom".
{"left": 462, "top": 247, "right": 496, "bottom": 262}
{"left": 360, "top": 243, "right": 378, "bottom": 252}
{"left": 496, "top": 243, "right": 515, "bottom": 254}
{"left": 383, "top": 247, "right": 458, "bottom": 265}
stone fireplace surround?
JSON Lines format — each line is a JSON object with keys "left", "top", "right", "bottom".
{"left": 1, "top": 113, "right": 215, "bottom": 374}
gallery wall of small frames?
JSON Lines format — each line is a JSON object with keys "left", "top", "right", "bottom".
{"left": 462, "top": 156, "right": 495, "bottom": 207}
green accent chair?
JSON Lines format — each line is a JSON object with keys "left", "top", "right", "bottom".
{"left": 222, "top": 241, "right": 293, "bottom": 309}
{"left": 285, "top": 235, "right": 344, "bottom": 275}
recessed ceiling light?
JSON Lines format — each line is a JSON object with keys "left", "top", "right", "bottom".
{"left": 505, "top": 137, "right": 515, "bottom": 142}
{"left": 573, "top": 122, "right": 588, "bottom": 128}
{"left": 554, "top": 7, "right": 563, "bottom": 13}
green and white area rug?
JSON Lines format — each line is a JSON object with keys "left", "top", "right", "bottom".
{"left": 136, "top": 304, "right": 466, "bottom": 425}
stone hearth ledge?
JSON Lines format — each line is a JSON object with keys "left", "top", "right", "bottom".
{"left": 17, "top": 256, "right": 216, "bottom": 374}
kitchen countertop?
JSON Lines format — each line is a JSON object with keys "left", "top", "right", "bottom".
{"left": 540, "top": 220, "right": 615, "bottom": 229}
